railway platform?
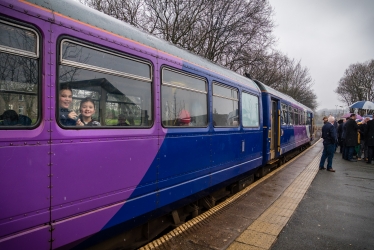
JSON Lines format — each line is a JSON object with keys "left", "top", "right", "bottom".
{"left": 139, "top": 140, "right": 374, "bottom": 250}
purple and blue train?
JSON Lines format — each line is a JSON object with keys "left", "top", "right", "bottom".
{"left": 0, "top": 0, "right": 314, "bottom": 249}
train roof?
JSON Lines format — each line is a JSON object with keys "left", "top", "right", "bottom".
{"left": 254, "top": 80, "right": 313, "bottom": 112}
{"left": 25, "top": 0, "right": 260, "bottom": 93}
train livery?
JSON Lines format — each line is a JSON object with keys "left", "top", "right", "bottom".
{"left": 0, "top": 0, "right": 314, "bottom": 249}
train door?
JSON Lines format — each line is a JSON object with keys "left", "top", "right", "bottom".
{"left": 270, "top": 100, "right": 279, "bottom": 159}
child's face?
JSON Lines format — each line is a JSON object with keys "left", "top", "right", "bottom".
{"left": 59, "top": 89, "right": 72, "bottom": 109}
{"left": 80, "top": 101, "right": 95, "bottom": 118}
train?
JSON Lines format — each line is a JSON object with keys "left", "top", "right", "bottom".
{"left": 0, "top": 0, "right": 314, "bottom": 249}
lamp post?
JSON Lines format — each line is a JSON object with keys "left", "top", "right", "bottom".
{"left": 335, "top": 105, "right": 338, "bottom": 117}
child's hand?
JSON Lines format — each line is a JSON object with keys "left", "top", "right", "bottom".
{"left": 68, "top": 111, "right": 78, "bottom": 120}
{"left": 76, "top": 119, "right": 84, "bottom": 126}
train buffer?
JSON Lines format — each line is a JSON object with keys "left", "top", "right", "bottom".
{"left": 140, "top": 140, "right": 374, "bottom": 249}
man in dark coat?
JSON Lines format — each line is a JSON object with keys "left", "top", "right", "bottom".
{"left": 359, "top": 117, "right": 370, "bottom": 161}
{"left": 319, "top": 116, "right": 337, "bottom": 172}
{"left": 333, "top": 117, "right": 339, "bottom": 151}
{"left": 337, "top": 119, "right": 344, "bottom": 153}
{"left": 344, "top": 114, "right": 359, "bottom": 162}
{"left": 364, "top": 118, "right": 374, "bottom": 164}
{"left": 341, "top": 118, "right": 348, "bottom": 159}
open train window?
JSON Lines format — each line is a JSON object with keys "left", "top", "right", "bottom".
{"left": 161, "top": 68, "right": 207, "bottom": 127}
{"left": 280, "top": 103, "right": 288, "bottom": 125}
{"left": 213, "top": 83, "right": 239, "bottom": 127}
{"left": 0, "top": 20, "right": 39, "bottom": 127}
{"left": 242, "top": 92, "right": 259, "bottom": 127}
{"left": 57, "top": 39, "right": 153, "bottom": 128}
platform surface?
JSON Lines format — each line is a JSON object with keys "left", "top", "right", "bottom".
{"left": 140, "top": 141, "right": 329, "bottom": 250}
{"left": 271, "top": 144, "right": 374, "bottom": 249}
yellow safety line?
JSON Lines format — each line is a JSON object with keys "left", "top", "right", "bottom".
{"left": 228, "top": 148, "right": 322, "bottom": 249}
{"left": 139, "top": 140, "right": 322, "bottom": 250}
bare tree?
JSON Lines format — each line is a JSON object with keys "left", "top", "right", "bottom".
{"left": 80, "top": 0, "right": 317, "bottom": 109}
{"left": 280, "top": 60, "right": 317, "bottom": 110}
{"left": 243, "top": 50, "right": 290, "bottom": 89}
{"left": 335, "top": 60, "right": 374, "bottom": 112}
{"left": 246, "top": 51, "right": 317, "bottom": 110}
{"left": 81, "top": 0, "right": 143, "bottom": 26}
{"left": 81, "top": 0, "right": 275, "bottom": 69}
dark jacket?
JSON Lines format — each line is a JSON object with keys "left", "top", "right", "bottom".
{"left": 337, "top": 123, "right": 344, "bottom": 140}
{"left": 341, "top": 122, "right": 347, "bottom": 139}
{"left": 344, "top": 118, "right": 359, "bottom": 147}
{"left": 60, "top": 108, "right": 76, "bottom": 126}
{"left": 77, "top": 115, "right": 101, "bottom": 126}
{"left": 321, "top": 122, "right": 337, "bottom": 145}
{"left": 365, "top": 120, "right": 374, "bottom": 146}
{"left": 358, "top": 123, "right": 367, "bottom": 140}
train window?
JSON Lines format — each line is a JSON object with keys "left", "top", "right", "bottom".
{"left": 213, "top": 83, "right": 239, "bottom": 127}
{"left": 294, "top": 108, "right": 299, "bottom": 125}
{"left": 161, "top": 68, "right": 207, "bottom": 127}
{"left": 288, "top": 106, "right": 294, "bottom": 125}
{"left": 0, "top": 20, "right": 39, "bottom": 127}
{"left": 242, "top": 92, "right": 259, "bottom": 127}
{"left": 58, "top": 40, "right": 152, "bottom": 127}
{"left": 281, "top": 103, "right": 288, "bottom": 125}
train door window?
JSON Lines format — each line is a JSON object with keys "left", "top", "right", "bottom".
{"left": 294, "top": 108, "right": 299, "bottom": 125}
{"left": 0, "top": 20, "right": 39, "bottom": 127}
{"left": 161, "top": 68, "right": 207, "bottom": 127}
{"left": 242, "top": 92, "right": 259, "bottom": 127}
{"left": 213, "top": 83, "right": 239, "bottom": 127}
{"left": 288, "top": 106, "right": 294, "bottom": 125}
{"left": 306, "top": 112, "right": 311, "bottom": 125}
{"left": 58, "top": 40, "right": 153, "bottom": 127}
{"left": 281, "top": 103, "right": 288, "bottom": 125}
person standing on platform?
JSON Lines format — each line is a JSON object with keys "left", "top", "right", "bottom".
{"left": 345, "top": 114, "right": 359, "bottom": 162}
{"left": 319, "top": 116, "right": 337, "bottom": 172}
{"left": 365, "top": 118, "right": 374, "bottom": 164}
{"left": 337, "top": 119, "right": 344, "bottom": 153}
{"left": 341, "top": 118, "right": 348, "bottom": 159}
{"left": 359, "top": 117, "right": 370, "bottom": 161}
{"left": 332, "top": 116, "right": 338, "bottom": 152}
{"left": 322, "top": 116, "right": 328, "bottom": 124}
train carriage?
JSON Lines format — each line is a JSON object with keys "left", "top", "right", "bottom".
{"left": 0, "top": 0, "right": 312, "bottom": 249}
{"left": 254, "top": 80, "right": 314, "bottom": 166}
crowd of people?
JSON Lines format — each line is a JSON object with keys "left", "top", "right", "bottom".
{"left": 319, "top": 113, "right": 374, "bottom": 172}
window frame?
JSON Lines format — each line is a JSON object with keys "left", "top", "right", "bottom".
{"left": 212, "top": 82, "right": 239, "bottom": 128}
{"left": 0, "top": 18, "right": 42, "bottom": 129}
{"left": 241, "top": 91, "right": 260, "bottom": 128}
{"left": 59, "top": 39, "right": 152, "bottom": 83}
{"left": 160, "top": 66, "right": 208, "bottom": 128}
{"left": 56, "top": 37, "right": 154, "bottom": 129}
{"left": 281, "top": 103, "right": 288, "bottom": 125}
{"left": 288, "top": 105, "right": 294, "bottom": 125}
{"left": 0, "top": 19, "right": 39, "bottom": 59}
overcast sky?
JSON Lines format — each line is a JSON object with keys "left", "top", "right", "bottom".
{"left": 268, "top": 0, "right": 374, "bottom": 111}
